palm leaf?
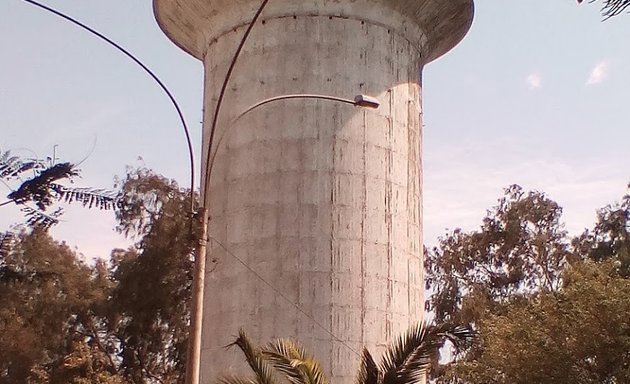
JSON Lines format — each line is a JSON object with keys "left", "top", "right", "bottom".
{"left": 295, "top": 357, "right": 329, "bottom": 384}
{"left": 8, "top": 162, "right": 78, "bottom": 209}
{"left": 380, "top": 323, "right": 476, "bottom": 384}
{"left": 356, "top": 348, "right": 379, "bottom": 384}
{"left": 0, "top": 151, "right": 46, "bottom": 179}
{"left": 600, "top": 0, "right": 630, "bottom": 19}
{"left": 380, "top": 323, "right": 441, "bottom": 384}
{"left": 218, "top": 376, "right": 257, "bottom": 384}
{"left": 226, "top": 329, "right": 276, "bottom": 384}
{"left": 262, "top": 338, "right": 329, "bottom": 384}
{"left": 433, "top": 324, "right": 476, "bottom": 352}
{"left": 21, "top": 206, "right": 63, "bottom": 229}
{"left": 261, "top": 340, "right": 307, "bottom": 384}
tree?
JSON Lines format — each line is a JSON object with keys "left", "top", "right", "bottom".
{"left": 425, "top": 185, "right": 573, "bottom": 331}
{"left": 574, "top": 184, "right": 630, "bottom": 276}
{"left": 223, "top": 324, "right": 474, "bottom": 384}
{"left": 426, "top": 184, "right": 630, "bottom": 383}
{"left": 4, "top": 168, "right": 627, "bottom": 384}
{"left": 0, "top": 167, "right": 195, "bottom": 384}
{"left": 107, "top": 167, "right": 196, "bottom": 383}
{"left": 447, "top": 261, "right": 630, "bottom": 384}
{"left": 0, "top": 229, "right": 118, "bottom": 383}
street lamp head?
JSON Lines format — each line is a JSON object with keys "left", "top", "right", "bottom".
{"left": 354, "top": 94, "right": 380, "bottom": 109}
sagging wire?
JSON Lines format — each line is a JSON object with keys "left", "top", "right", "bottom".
{"left": 209, "top": 235, "right": 362, "bottom": 359}
{"left": 202, "top": 0, "right": 270, "bottom": 202}
{"left": 20, "top": 0, "right": 196, "bottom": 215}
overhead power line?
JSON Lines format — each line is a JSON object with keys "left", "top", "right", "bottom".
{"left": 20, "top": 0, "right": 196, "bottom": 213}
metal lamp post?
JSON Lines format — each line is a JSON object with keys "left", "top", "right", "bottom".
{"left": 186, "top": 93, "right": 380, "bottom": 384}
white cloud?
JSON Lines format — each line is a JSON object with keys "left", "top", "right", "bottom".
{"left": 587, "top": 60, "right": 610, "bottom": 85}
{"left": 526, "top": 73, "right": 543, "bottom": 89}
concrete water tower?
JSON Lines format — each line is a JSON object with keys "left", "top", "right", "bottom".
{"left": 154, "top": 0, "right": 473, "bottom": 382}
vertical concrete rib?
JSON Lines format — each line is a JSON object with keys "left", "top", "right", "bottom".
{"left": 153, "top": 1, "right": 473, "bottom": 383}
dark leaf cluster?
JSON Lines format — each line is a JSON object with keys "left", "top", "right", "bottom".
{"left": 0, "top": 150, "right": 47, "bottom": 180}
{"left": 8, "top": 162, "right": 79, "bottom": 210}
{"left": 1, "top": 151, "right": 120, "bottom": 231}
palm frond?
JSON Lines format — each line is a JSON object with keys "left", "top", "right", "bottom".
{"left": 218, "top": 376, "right": 257, "bottom": 384}
{"left": 600, "top": 0, "right": 630, "bottom": 19}
{"left": 432, "top": 324, "right": 476, "bottom": 353}
{"left": 262, "top": 338, "right": 333, "bottom": 384}
{"left": 227, "top": 329, "right": 276, "bottom": 384}
{"left": 356, "top": 348, "right": 379, "bottom": 384}
{"left": 380, "top": 323, "right": 439, "bottom": 384}
{"left": 296, "top": 357, "right": 329, "bottom": 384}
{"left": 579, "top": 0, "right": 630, "bottom": 19}
{"left": 261, "top": 342, "right": 307, "bottom": 384}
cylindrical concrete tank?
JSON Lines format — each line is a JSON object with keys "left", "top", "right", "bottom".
{"left": 154, "top": 1, "right": 473, "bottom": 382}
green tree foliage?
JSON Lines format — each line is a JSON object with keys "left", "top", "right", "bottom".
{"left": 425, "top": 185, "right": 573, "bottom": 329}
{"left": 0, "top": 168, "right": 195, "bottom": 383}
{"left": 574, "top": 185, "right": 630, "bottom": 276}
{"left": 108, "top": 168, "right": 196, "bottom": 383}
{"left": 0, "top": 230, "right": 117, "bottom": 383}
{"left": 426, "top": 184, "right": 630, "bottom": 383}
{"left": 449, "top": 261, "right": 630, "bottom": 384}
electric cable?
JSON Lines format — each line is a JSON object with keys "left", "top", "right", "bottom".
{"left": 208, "top": 235, "right": 362, "bottom": 359}
{"left": 20, "top": 0, "right": 196, "bottom": 214}
{"left": 202, "top": 0, "right": 270, "bottom": 201}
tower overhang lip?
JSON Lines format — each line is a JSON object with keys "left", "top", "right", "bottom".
{"left": 153, "top": 0, "right": 474, "bottom": 63}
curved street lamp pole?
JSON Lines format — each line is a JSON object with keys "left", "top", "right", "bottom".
{"left": 187, "top": 93, "right": 379, "bottom": 384}
{"left": 208, "top": 94, "right": 380, "bottom": 179}
{"left": 236, "top": 93, "right": 380, "bottom": 120}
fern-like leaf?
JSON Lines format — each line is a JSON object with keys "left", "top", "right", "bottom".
{"left": 8, "top": 162, "right": 78, "bottom": 209}
{"left": 21, "top": 206, "right": 63, "bottom": 229}
{"left": 52, "top": 184, "right": 120, "bottom": 210}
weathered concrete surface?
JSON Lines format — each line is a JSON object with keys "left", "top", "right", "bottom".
{"left": 153, "top": 1, "right": 473, "bottom": 382}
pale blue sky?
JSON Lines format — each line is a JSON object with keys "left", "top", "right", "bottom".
{"left": 1, "top": 0, "right": 628, "bottom": 258}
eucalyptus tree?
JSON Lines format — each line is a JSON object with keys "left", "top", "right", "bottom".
{"left": 426, "top": 183, "right": 630, "bottom": 384}
{"left": 445, "top": 261, "right": 630, "bottom": 384}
